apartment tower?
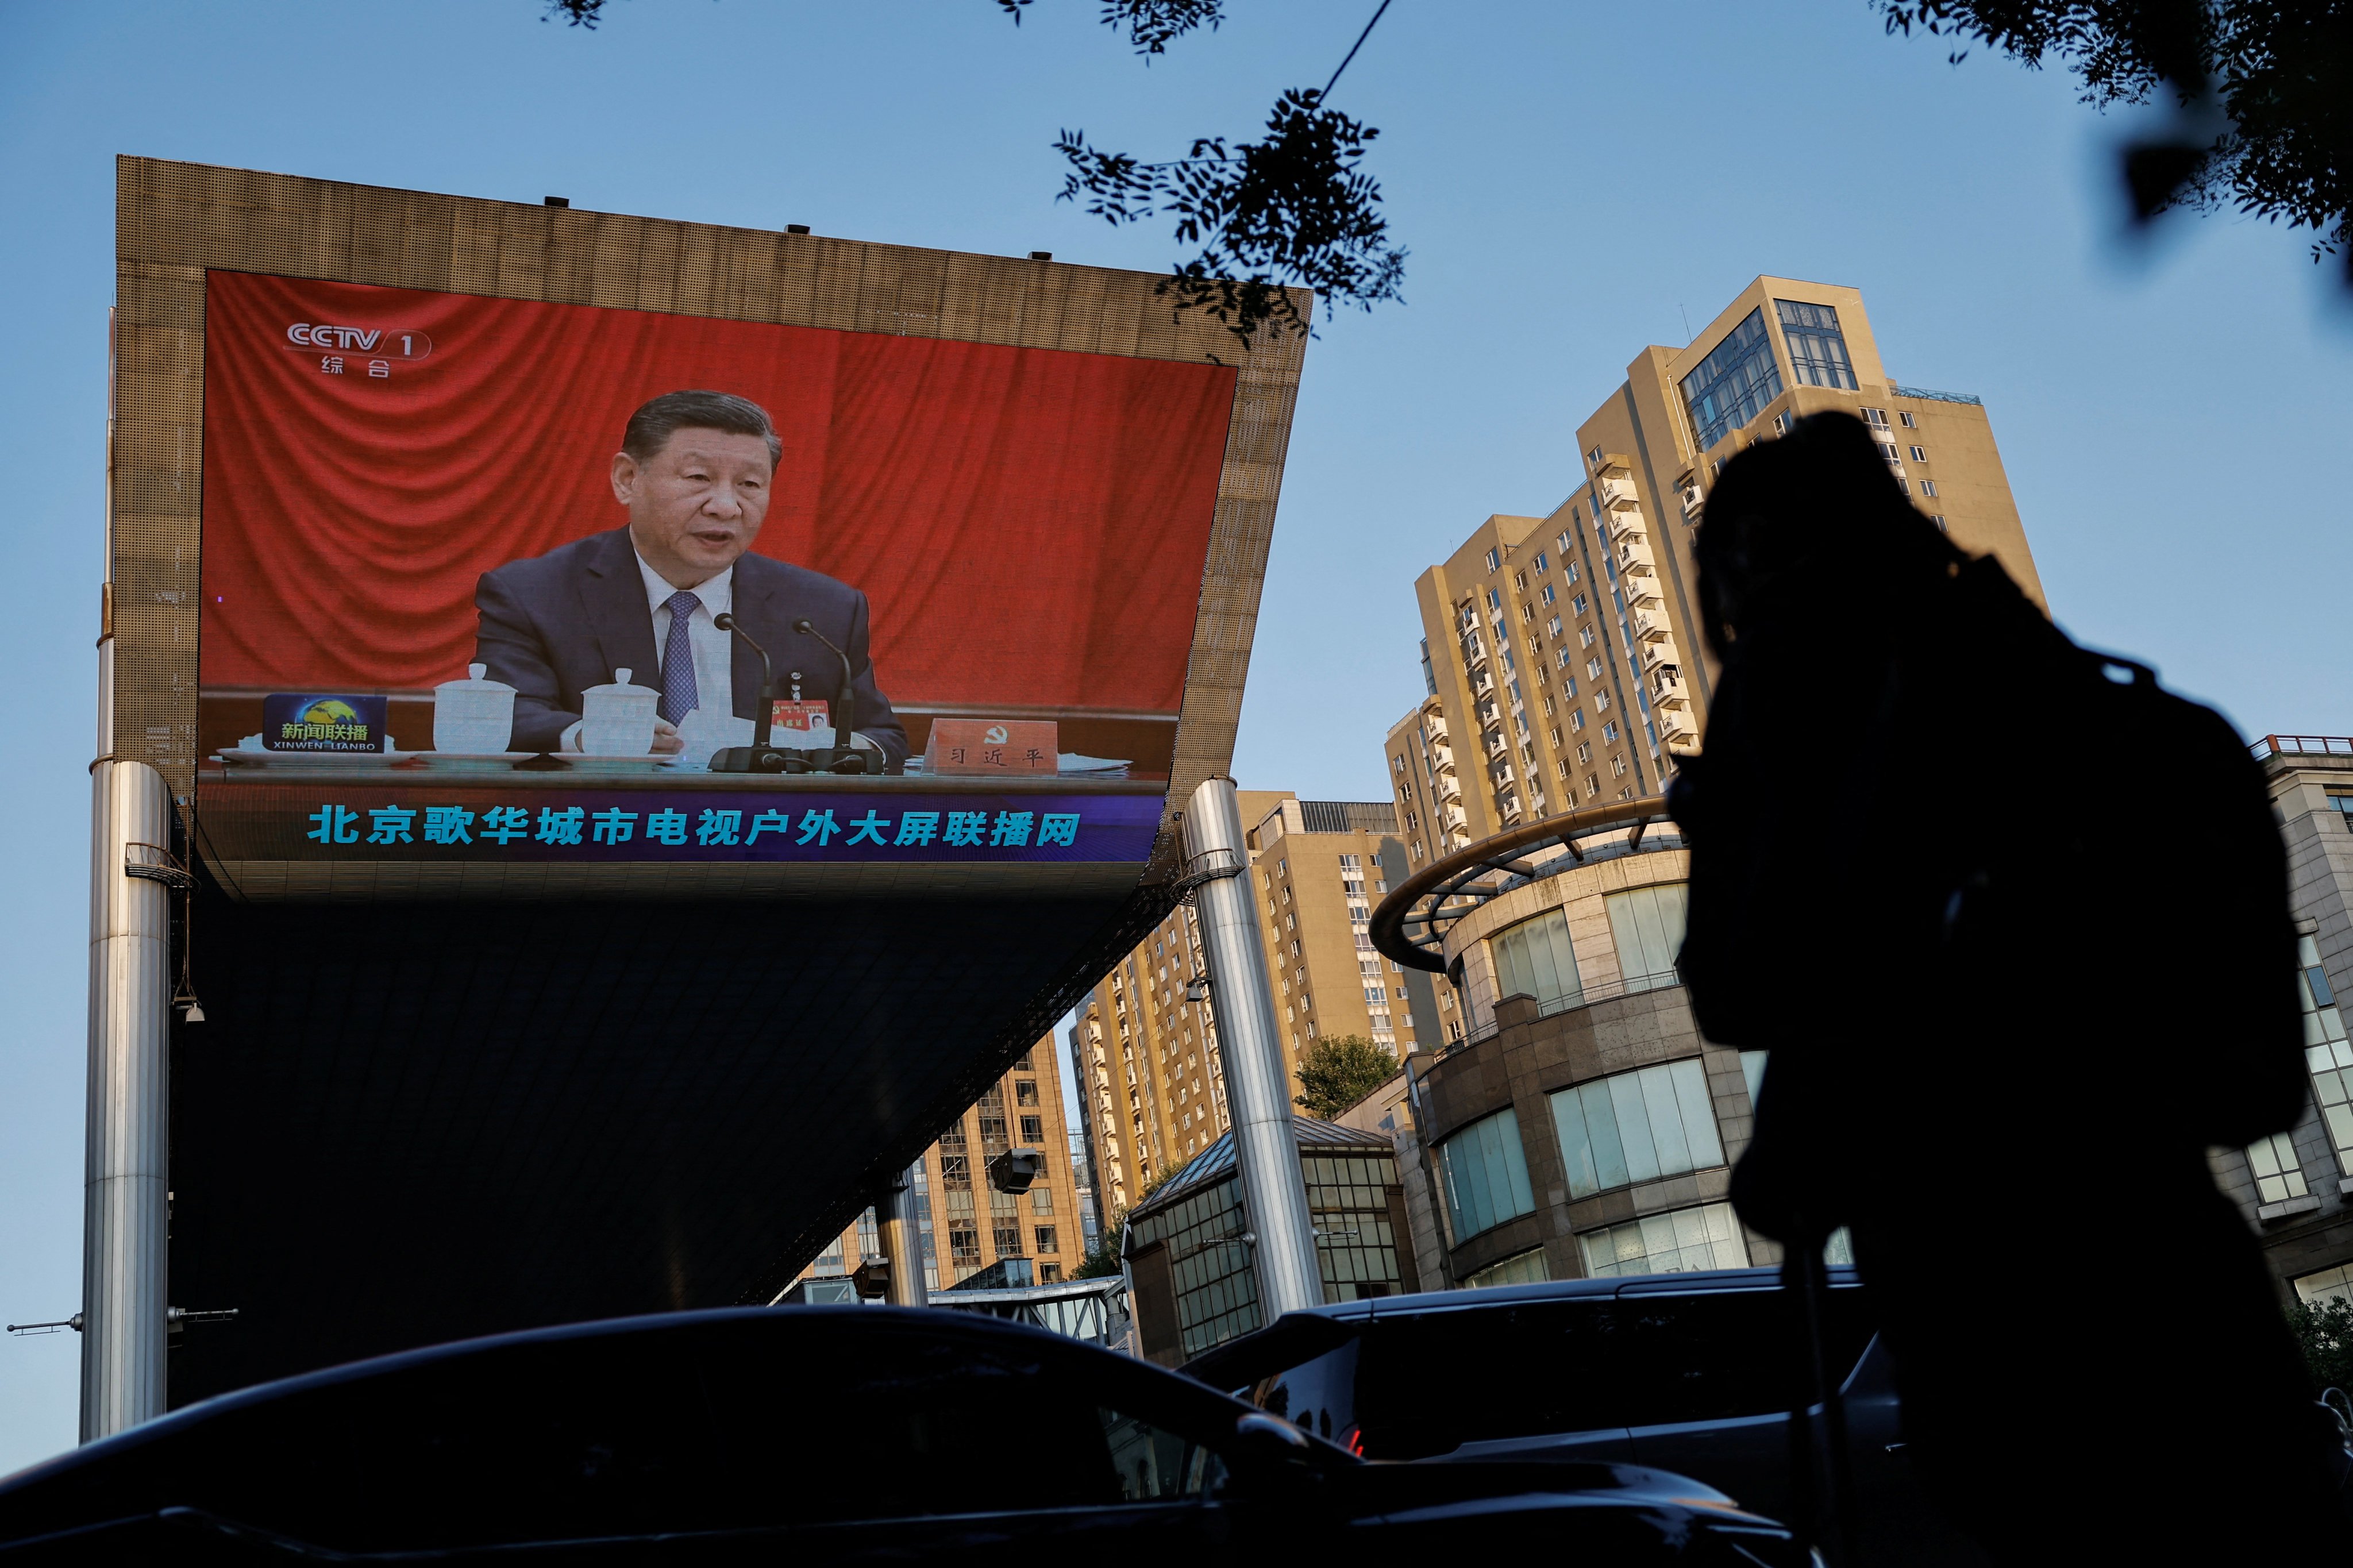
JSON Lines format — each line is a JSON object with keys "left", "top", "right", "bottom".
{"left": 795, "top": 1030, "right": 1084, "bottom": 1292}
{"left": 1404, "top": 278, "right": 2046, "bottom": 839}
{"left": 1067, "top": 792, "right": 1439, "bottom": 1228}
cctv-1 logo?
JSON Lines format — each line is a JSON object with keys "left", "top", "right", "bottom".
{"left": 283, "top": 323, "right": 435, "bottom": 360}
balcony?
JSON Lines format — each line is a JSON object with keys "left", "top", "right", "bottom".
{"left": 1658, "top": 707, "right": 1696, "bottom": 743}
{"left": 1591, "top": 452, "right": 1632, "bottom": 480}
{"left": 1631, "top": 609, "right": 1673, "bottom": 645}
{"left": 1622, "top": 576, "right": 1665, "bottom": 611}
{"left": 1649, "top": 665, "right": 1688, "bottom": 708}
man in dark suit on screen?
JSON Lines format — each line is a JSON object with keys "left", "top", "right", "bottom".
{"left": 474, "top": 389, "right": 907, "bottom": 767}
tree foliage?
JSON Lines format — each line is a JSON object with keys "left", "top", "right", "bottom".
{"left": 1877, "top": 1, "right": 2353, "bottom": 275}
{"left": 1293, "top": 1033, "right": 1399, "bottom": 1119}
{"left": 2289, "top": 1293, "right": 2353, "bottom": 1396}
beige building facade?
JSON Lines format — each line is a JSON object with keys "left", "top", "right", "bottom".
{"left": 795, "top": 1030, "right": 1084, "bottom": 1293}
{"left": 1067, "top": 793, "right": 1442, "bottom": 1231}
{"left": 1405, "top": 278, "right": 2046, "bottom": 841}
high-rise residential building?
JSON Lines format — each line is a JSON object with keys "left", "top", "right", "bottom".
{"left": 1385, "top": 695, "right": 1466, "bottom": 866}
{"left": 794, "top": 1030, "right": 1084, "bottom": 1293}
{"left": 1066, "top": 792, "right": 1441, "bottom": 1226}
{"left": 1409, "top": 278, "right": 2046, "bottom": 835}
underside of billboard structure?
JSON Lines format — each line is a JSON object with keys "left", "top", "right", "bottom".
{"left": 106, "top": 157, "right": 1306, "bottom": 1404}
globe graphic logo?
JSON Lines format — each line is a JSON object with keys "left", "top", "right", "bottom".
{"left": 300, "top": 699, "right": 363, "bottom": 727}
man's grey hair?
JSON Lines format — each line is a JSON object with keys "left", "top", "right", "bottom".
{"left": 621, "top": 390, "right": 781, "bottom": 468}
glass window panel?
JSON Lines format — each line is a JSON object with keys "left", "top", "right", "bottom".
{"left": 1640, "top": 1066, "right": 1695, "bottom": 1177}
{"left": 1668, "top": 1058, "right": 1727, "bottom": 1169}
{"left": 1605, "top": 883, "right": 1689, "bottom": 993}
{"left": 1738, "top": 1050, "right": 1769, "bottom": 1109}
{"left": 1679, "top": 309, "right": 1785, "bottom": 450}
{"left": 1611, "top": 1072, "right": 1663, "bottom": 1184}
{"left": 1492, "top": 909, "right": 1584, "bottom": 1014}
{"left": 1438, "top": 1108, "right": 1536, "bottom": 1240}
{"left": 1774, "top": 299, "right": 1859, "bottom": 391}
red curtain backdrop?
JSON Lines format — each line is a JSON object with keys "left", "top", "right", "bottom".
{"left": 199, "top": 272, "right": 1237, "bottom": 713}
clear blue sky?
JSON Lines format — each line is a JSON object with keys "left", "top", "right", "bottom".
{"left": 3, "top": 0, "right": 2347, "bottom": 1471}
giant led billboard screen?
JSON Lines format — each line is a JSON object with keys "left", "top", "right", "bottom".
{"left": 192, "top": 271, "right": 1239, "bottom": 891}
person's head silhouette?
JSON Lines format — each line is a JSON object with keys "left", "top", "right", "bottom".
{"left": 1693, "top": 411, "right": 1961, "bottom": 663}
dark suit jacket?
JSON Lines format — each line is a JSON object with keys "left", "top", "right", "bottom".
{"left": 474, "top": 526, "right": 908, "bottom": 766}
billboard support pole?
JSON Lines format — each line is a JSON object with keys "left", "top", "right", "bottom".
{"left": 876, "top": 1161, "right": 929, "bottom": 1308}
{"left": 82, "top": 759, "right": 173, "bottom": 1440}
{"left": 1182, "top": 777, "right": 1322, "bottom": 1320}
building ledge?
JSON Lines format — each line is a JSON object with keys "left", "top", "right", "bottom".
{"left": 2336, "top": 1176, "right": 2353, "bottom": 1196}
{"left": 2260, "top": 1195, "right": 2324, "bottom": 1223}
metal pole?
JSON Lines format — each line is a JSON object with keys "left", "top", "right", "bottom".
{"left": 83, "top": 760, "right": 172, "bottom": 1440}
{"left": 876, "top": 1160, "right": 929, "bottom": 1308}
{"left": 1183, "top": 776, "right": 1322, "bottom": 1319}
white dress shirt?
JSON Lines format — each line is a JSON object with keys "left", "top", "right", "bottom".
{"left": 560, "top": 553, "right": 738, "bottom": 751}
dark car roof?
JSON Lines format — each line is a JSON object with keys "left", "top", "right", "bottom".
{"left": 1184, "top": 1265, "right": 1863, "bottom": 1390}
{"left": 0, "top": 1306, "right": 1116, "bottom": 1493}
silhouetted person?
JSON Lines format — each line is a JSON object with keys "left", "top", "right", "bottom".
{"left": 1670, "top": 412, "right": 2347, "bottom": 1561}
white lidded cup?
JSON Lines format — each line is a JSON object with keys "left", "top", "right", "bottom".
{"left": 433, "top": 662, "right": 517, "bottom": 754}
{"left": 580, "top": 668, "right": 659, "bottom": 756}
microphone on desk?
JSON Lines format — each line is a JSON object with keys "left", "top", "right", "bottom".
{"left": 794, "top": 618, "right": 865, "bottom": 776}
{"left": 708, "top": 612, "right": 799, "bottom": 774}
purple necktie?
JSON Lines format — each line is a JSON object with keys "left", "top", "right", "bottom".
{"left": 658, "top": 591, "right": 700, "bottom": 723}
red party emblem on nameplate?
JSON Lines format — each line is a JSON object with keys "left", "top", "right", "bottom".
{"left": 924, "top": 718, "right": 1059, "bottom": 776}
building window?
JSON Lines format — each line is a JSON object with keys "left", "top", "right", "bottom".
{"left": 1899, "top": 410, "right": 1917, "bottom": 429}
{"left": 1565, "top": 559, "right": 1580, "bottom": 584}
{"left": 2300, "top": 934, "right": 2353, "bottom": 1170}
{"left": 1541, "top": 583, "right": 1556, "bottom": 606}
{"left": 1534, "top": 550, "right": 1549, "bottom": 571}
{"left": 2330, "top": 793, "right": 2353, "bottom": 822}
{"left": 1920, "top": 479, "right": 1938, "bottom": 498}
{"left": 1464, "top": 1249, "right": 1550, "bottom": 1289}
{"left": 1435, "top": 1107, "right": 1538, "bottom": 1241}
{"left": 1774, "top": 299, "right": 1858, "bottom": 391}
{"left": 1034, "top": 1224, "right": 1059, "bottom": 1254}
{"left": 2247, "top": 1132, "right": 2310, "bottom": 1205}
{"left": 1485, "top": 547, "right": 1502, "bottom": 571}
{"left": 1578, "top": 1201, "right": 1750, "bottom": 1278}
{"left": 1031, "top": 1184, "right": 1054, "bottom": 1213}
{"left": 1931, "top": 515, "right": 1948, "bottom": 531}
{"left": 1773, "top": 411, "right": 1790, "bottom": 436}
{"left": 1681, "top": 307, "right": 1784, "bottom": 450}
{"left": 1020, "top": 1114, "right": 1045, "bottom": 1142}
{"left": 1861, "top": 407, "right": 1889, "bottom": 429}
{"left": 2297, "top": 1262, "right": 2353, "bottom": 1307}
{"left": 1605, "top": 882, "right": 1688, "bottom": 992}
{"left": 1602, "top": 721, "right": 1620, "bottom": 743}
{"left": 1910, "top": 445, "right": 1927, "bottom": 463}
{"left": 1551, "top": 1060, "right": 1727, "bottom": 1200}
{"left": 1491, "top": 908, "right": 1583, "bottom": 1015}
{"left": 1015, "top": 1079, "right": 1039, "bottom": 1106}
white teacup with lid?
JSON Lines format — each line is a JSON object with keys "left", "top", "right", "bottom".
{"left": 432, "top": 663, "right": 517, "bottom": 754}
{"left": 579, "top": 668, "right": 659, "bottom": 756}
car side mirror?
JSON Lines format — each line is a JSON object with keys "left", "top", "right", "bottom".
{"left": 1230, "top": 1411, "right": 1316, "bottom": 1470}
